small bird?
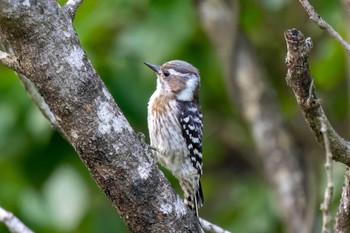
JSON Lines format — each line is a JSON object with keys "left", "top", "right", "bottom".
{"left": 145, "top": 60, "right": 204, "bottom": 217}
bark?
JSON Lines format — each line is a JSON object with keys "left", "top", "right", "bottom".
{"left": 284, "top": 28, "right": 350, "bottom": 233}
{"left": 233, "top": 35, "right": 311, "bottom": 233}
{"left": 196, "top": 1, "right": 311, "bottom": 232}
{"left": 0, "top": 1, "right": 201, "bottom": 232}
{"left": 284, "top": 28, "right": 350, "bottom": 166}
{"left": 335, "top": 167, "right": 350, "bottom": 233}
{"left": 320, "top": 119, "right": 334, "bottom": 233}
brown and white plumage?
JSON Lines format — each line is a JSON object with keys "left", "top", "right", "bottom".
{"left": 145, "top": 60, "right": 204, "bottom": 216}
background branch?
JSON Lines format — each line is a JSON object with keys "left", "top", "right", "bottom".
{"left": 63, "top": 0, "right": 83, "bottom": 19}
{"left": 335, "top": 168, "right": 350, "bottom": 232}
{"left": 299, "top": 0, "right": 350, "bottom": 53}
{"left": 0, "top": 206, "right": 34, "bottom": 233}
{"left": 284, "top": 28, "right": 350, "bottom": 166}
{"left": 0, "top": 41, "right": 62, "bottom": 133}
{"left": 199, "top": 218, "right": 231, "bottom": 233}
{"left": 196, "top": 1, "right": 311, "bottom": 232}
{"left": 320, "top": 117, "right": 334, "bottom": 233}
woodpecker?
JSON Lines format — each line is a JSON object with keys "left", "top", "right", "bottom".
{"left": 145, "top": 60, "right": 204, "bottom": 216}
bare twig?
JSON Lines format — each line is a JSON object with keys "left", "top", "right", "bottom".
{"left": 18, "top": 73, "right": 63, "bottom": 133}
{"left": 63, "top": 0, "right": 83, "bottom": 19}
{"left": 284, "top": 28, "right": 350, "bottom": 166}
{"left": 0, "top": 207, "right": 34, "bottom": 233}
{"left": 319, "top": 117, "right": 334, "bottom": 233}
{"left": 298, "top": 0, "right": 350, "bottom": 53}
{"left": 0, "top": 42, "right": 63, "bottom": 134}
{"left": 199, "top": 218, "right": 231, "bottom": 233}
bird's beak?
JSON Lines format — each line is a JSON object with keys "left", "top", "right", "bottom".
{"left": 144, "top": 62, "right": 160, "bottom": 73}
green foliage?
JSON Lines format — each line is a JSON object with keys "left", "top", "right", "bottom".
{"left": 0, "top": 0, "right": 349, "bottom": 232}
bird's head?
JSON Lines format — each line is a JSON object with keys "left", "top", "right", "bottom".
{"left": 145, "top": 60, "right": 200, "bottom": 101}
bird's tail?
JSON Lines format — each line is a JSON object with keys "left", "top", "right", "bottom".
{"left": 184, "top": 181, "right": 204, "bottom": 217}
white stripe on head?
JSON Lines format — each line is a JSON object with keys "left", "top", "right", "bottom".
{"left": 167, "top": 69, "right": 189, "bottom": 77}
{"left": 176, "top": 73, "right": 199, "bottom": 101}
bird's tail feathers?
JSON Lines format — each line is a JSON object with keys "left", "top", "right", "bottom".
{"left": 184, "top": 181, "right": 204, "bottom": 217}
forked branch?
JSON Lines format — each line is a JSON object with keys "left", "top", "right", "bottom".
{"left": 284, "top": 28, "right": 350, "bottom": 166}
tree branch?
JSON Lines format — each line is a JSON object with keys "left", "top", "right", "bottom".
{"left": 299, "top": 0, "right": 350, "bottom": 53}
{"left": 335, "top": 167, "right": 350, "bottom": 233}
{"left": 17, "top": 72, "right": 62, "bottom": 132}
{"left": 0, "top": 1, "right": 201, "bottom": 232}
{"left": 319, "top": 117, "right": 334, "bottom": 233}
{"left": 63, "top": 0, "right": 83, "bottom": 19}
{"left": 196, "top": 1, "right": 311, "bottom": 232}
{"left": 284, "top": 28, "right": 350, "bottom": 166}
{"left": 199, "top": 218, "right": 231, "bottom": 233}
{"left": 0, "top": 41, "right": 62, "bottom": 133}
{"left": 0, "top": 206, "right": 34, "bottom": 233}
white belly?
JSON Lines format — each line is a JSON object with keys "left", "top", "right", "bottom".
{"left": 147, "top": 98, "right": 192, "bottom": 177}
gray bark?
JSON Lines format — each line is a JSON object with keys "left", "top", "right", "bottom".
{"left": 0, "top": 1, "right": 201, "bottom": 232}
{"left": 284, "top": 28, "right": 350, "bottom": 232}
{"left": 335, "top": 168, "right": 350, "bottom": 233}
{"left": 284, "top": 28, "right": 350, "bottom": 166}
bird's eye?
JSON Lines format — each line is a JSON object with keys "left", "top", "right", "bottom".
{"left": 163, "top": 70, "right": 170, "bottom": 77}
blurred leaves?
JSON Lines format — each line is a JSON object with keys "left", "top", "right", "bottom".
{"left": 0, "top": 0, "right": 349, "bottom": 232}
{"left": 312, "top": 39, "right": 346, "bottom": 89}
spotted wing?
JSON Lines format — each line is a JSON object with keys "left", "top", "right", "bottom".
{"left": 178, "top": 101, "right": 203, "bottom": 176}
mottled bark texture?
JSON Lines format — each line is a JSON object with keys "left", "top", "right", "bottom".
{"left": 335, "top": 167, "right": 350, "bottom": 233}
{"left": 284, "top": 28, "right": 350, "bottom": 166}
{"left": 284, "top": 28, "right": 350, "bottom": 232}
{"left": 0, "top": 1, "right": 201, "bottom": 232}
{"left": 196, "top": 1, "right": 311, "bottom": 233}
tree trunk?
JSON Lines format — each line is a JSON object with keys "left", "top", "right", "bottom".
{"left": 0, "top": 1, "right": 201, "bottom": 232}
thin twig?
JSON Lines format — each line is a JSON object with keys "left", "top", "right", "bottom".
{"left": 18, "top": 73, "right": 63, "bottom": 133}
{"left": 199, "top": 217, "right": 232, "bottom": 233}
{"left": 0, "top": 42, "right": 63, "bottom": 134}
{"left": 0, "top": 207, "right": 34, "bottom": 233}
{"left": 63, "top": 0, "right": 83, "bottom": 19}
{"left": 319, "top": 117, "right": 334, "bottom": 233}
{"left": 299, "top": 0, "right": 350, "bottom": 54}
